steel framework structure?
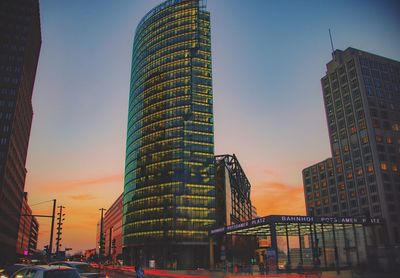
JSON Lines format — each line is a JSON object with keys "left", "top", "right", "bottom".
{"left": 215, "top": 154, "right": 251, "bottom": 208}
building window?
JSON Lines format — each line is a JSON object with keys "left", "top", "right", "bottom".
{"left": 380, "top": 162, "right": 388, "bottom": 171}
{"left": 372, "top": 205, "right": 380, "bottom": 213}
{"left": 371, "top": 194, "right": 379, "bottom": 203}
{"left": 368, "top": 175, "right": 376, "bottom": 183}
{"left": 360, "top": 197, "right": 367, "bottom": 205}
{"left": 372, "top": 119, "right": 380, "bottom": 128}
{"left": 361, "top": 136, "right": 369, "bottom": 144}
{"left": 369, "top": 185, "right": 377, "bottom": 193}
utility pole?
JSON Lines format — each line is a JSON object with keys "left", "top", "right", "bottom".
{"left": 99, "top": 208, "right": 106, "bottom": 259}
{"left": 56, "top": 206, "right": 65, "bottom": 255}
{"left": 48, "top": 199, "right": 56, "bottom": 260}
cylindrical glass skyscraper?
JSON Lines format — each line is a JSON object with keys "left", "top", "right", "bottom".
{"left": 123, "top": 0, "right": 215, "bottom": 268}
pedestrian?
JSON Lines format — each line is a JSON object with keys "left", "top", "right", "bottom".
{"left": 135, "top": 264, "right": 144, "bottom": 278}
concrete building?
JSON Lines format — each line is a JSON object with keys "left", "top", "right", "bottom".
{"left": 16, "top": 192, "right": 39, "bottom": 257}
{"left": 123, "top": 0, "right": 214, "bottom": 268}
{"left": 104, "top": 194, "right": 123, "bottom": 262}
{"left": 303, "top": 47, "right": 400, "bottom": 246}
{"left": 0, "top": 0, "right": 41, "bottom": 264}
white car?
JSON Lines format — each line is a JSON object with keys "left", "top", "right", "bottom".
{"left": 48, "top": 262, "right": 105, "bottom": 278}
{"left": 11, "top": 265, "right": 80, "bottom": 278}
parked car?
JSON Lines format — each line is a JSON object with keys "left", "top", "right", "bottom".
{"left": 1, "top": 264, "right": 29, "bottom": 278}
{"left": 49, "top": 262, "right": 105, "bottom": 278}
{"left": 10, "top": 265, "right": 80, "bottom": 278}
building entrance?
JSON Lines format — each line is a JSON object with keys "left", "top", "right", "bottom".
{"left": 210, "top": 215, "right": 383, "bottom": 272}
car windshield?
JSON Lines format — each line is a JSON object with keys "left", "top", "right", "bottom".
{"left": 44, "top": 270, "right": 80, "bottom": 278}
{"left": 74, "top": 265, "right": 95, "bottom": 273}
{"left": 5, "top": 264, "right": 26, "bottom": 276}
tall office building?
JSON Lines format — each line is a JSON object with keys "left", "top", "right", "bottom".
{"left": 302, "top": 48, "right": 400, "bottom": 246}
{"left": 123, "top": 0, "right": 215, "bottom": 268}
{"left": 0, "top": 0, "right": 41, "bottom": 264}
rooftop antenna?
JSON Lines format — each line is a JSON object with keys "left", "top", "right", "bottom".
{"left": 329, "top": 28, "right": 335, "bottom": 60}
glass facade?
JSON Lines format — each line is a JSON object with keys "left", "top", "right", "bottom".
{"left": 211, "top": 215, "right": 383, "bottom": 271}
{"left": 123, "top": 0, "right": 215, "bottom": 268}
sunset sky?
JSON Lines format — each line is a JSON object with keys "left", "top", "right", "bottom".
{"left": 24, "top": 0, "right": 400, "bottom": 253}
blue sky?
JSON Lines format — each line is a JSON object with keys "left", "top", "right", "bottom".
{"left": 25, "top": 0, "right": 400, "bottom": 251}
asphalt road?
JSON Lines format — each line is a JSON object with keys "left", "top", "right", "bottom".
{"left": 105, "top": 270, "right": 135, "bottom": 277}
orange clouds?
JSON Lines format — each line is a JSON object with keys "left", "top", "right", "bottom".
{"left": 27, "top": 173, "right": 124, "bottom": 252}
{"left": 68, "top": 194, "right": 97, "bottom": 201}
{"left": 39, "top": 174, "right": 123, "bottom": 192}
{"left": 252, "top": 181, "right": 306, "bottom": 216}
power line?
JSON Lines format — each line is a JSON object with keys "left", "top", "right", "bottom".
{"left": 29, "top": 199, "right": 55, "bottom": 207}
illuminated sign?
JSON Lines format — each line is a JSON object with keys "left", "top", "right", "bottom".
{"left": 210, "top": 215, "right": 383, "bottom": 235}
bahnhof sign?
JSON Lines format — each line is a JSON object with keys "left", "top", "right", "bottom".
{"left": 210, "top": 215, "right": 384, "bottom": 271}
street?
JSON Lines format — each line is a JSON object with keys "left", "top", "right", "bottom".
{"left": 105, "top": 270, "right": 134, "bottom": 278}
